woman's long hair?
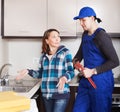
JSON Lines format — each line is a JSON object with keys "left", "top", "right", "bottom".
{"left": 42, "top": 29, "right": 60, "bottom": 54}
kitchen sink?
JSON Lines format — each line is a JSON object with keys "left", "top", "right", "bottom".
{"left": 0, "top": 86, "right": 32, "bottom": 92}
{"left": 0, "top": 79, "right": 40, "bottom": 92}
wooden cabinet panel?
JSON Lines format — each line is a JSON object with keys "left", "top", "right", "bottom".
{"left": 113, "top": 87, "right": 120, "bottom": 94}
{"left": 3, "top": 0, "right": 47, "bottom": 37}
{"left": 47, "top": 0, "right": 76, "bottom": 36}
{"left": 1, "top": 0, "right": 120, "bottom": 38}
{"left": 2, "top": 0, "right": 77, "bottom": 38}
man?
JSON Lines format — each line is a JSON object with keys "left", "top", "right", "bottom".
{"left": 73, "top": 6, "right": 119, "bottom": 112}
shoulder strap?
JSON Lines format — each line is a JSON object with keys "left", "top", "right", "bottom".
{"left": 93, "top": 28, "right": 106, "bottom": 52}
{"left": 94, "top": 28, "right": 105, "bottom": 37}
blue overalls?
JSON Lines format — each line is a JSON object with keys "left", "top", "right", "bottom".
{"left": 73, "top": 29, "right": 114, "bottom": 112}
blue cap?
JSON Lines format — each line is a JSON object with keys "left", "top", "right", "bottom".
{"left": 73, "top": 7, "right": 96, "bottom": 20}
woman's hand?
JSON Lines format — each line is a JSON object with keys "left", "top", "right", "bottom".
{"left": 56, "top": 76, "right": 67, "bottom": 91}
{"left": 16, "top": 69, "right": 28, "bottom": 80}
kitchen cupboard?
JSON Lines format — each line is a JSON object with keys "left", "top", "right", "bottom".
{"left": 2, "top": 0, "right": 47, "bottom": 37}
{"left": 47, "top": 0, "right": 76, "bottom": 37}
{"left": 1, "top": 0, "right": 77, "bottom": 38}
{"left": 1, "top": 0, "right": 120, "bottom": 38}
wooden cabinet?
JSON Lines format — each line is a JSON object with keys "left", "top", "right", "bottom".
{"left": 2, "top": 0, "right": 47, "bottom": 37}
{"left": 113, "top": 87, "right": 120, "bottom": 94}
{"left": 1, "top": 0, "right": 120, "bottom": 38}
{"left": 2, "top": 0, "right": 77, "bottom": 38}
{"left": 47, "top": 0, "right": 76, "bottom": 37}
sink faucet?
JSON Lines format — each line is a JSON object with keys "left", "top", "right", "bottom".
{"left": 0, "top": 63, "right": 12, "bottom": 86}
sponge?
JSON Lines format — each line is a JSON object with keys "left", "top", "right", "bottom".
{"left": 0, "top": 91, "right": 30, "bottom": 112}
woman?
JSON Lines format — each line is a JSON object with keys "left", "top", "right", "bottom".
{"left": 16, "top": 29, "right": 75, "bottom": 112}
{"left": 73, "top": 6, "right": 119, "bottom": 112}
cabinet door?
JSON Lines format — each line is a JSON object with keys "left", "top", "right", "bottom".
{"left": 4, "top": 0, "right": 47, "bottom": 36}
{"left": 76, "top": 0, "right": 120, "bottom": 33}
{"left": 47, "top": 0, "right": 76, "bottom": 36}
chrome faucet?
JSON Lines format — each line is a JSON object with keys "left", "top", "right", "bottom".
{"left": 0, "top": 63, "right": 12, "bottom": 86}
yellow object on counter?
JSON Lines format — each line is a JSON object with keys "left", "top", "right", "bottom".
{"left": 0, "top": 91, "right": 30, "bottom": 112}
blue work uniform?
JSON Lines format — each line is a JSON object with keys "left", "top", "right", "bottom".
{"left": 73, "top": 29, "right": 114, "bottom": 112}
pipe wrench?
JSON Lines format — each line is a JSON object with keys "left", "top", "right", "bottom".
{"left": 74, "top": 62, "right": 97, "bottom": 89}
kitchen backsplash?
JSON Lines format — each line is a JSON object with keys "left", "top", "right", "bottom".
{"left": 0, "top": 36, "right": 119, "bottom": 82}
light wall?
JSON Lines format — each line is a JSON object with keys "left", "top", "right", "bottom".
{"left": 7, "top": 37, "right": 81, "bottom": 76}
{"left": 6, "top": 37, "right": 120, "bottom": 79}
{"left": 0, "top": 38, "right": 9, "bottom": 64}
{"left": 0, "top": 1, "right": 9, "bottom": 67}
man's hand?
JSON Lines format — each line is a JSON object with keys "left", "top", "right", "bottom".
{"left": 83, "top": 68, "right": 97, "bottom": 78}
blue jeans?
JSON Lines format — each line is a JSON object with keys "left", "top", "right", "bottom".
{"left": 43, "top": 97, "right": 69, "bottom": 112}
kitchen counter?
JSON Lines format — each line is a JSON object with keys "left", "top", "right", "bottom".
{"left": 114, "top": 84, "right": 120, "bottom": 87}
{"left": 69, "top": 82, "right": 120, "bottom": 87}
{"left": 17, "top": 78, "right": 120, "bottom": 98}
{"left": 30, "top": 80, "right": 120, "bottom": 112}
{"left": 17, "top": 79, "right": 120, "bottom": 112}
{"left": 17, "top": 77, "right": 120, "bottom": 98}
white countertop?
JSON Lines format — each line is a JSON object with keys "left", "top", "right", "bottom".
{"left": 69, "top": 83, "right": 120, "bottom": 87}
{"left": 114, "top": 84, "right": 120, "bottom": 87}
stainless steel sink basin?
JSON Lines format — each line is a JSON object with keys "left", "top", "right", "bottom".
{"left": 0, "top": 86, "right": 32, "bottom": 92}
{"left": 0, "top": 79, "right": 40, "bottom": 92}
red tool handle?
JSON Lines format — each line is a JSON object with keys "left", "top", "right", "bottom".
{"left": 74, "top": 62, "right": 97, "bottom": 89}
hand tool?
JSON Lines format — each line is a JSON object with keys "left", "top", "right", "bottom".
{"left": 74, "top": 61, "right": 97, "bottom": 89}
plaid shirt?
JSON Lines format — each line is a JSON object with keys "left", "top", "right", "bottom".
{"left": 28, "top": 46, "right": 75, "bottom": 99}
